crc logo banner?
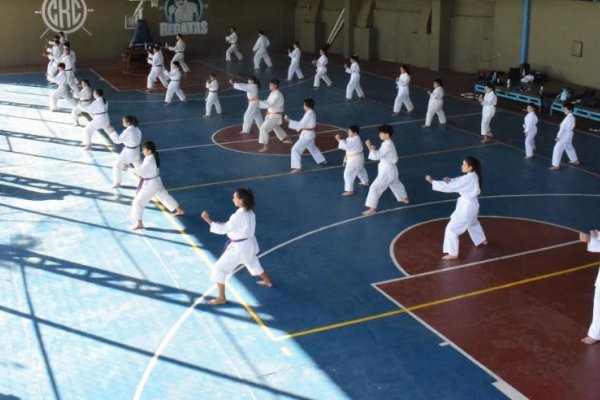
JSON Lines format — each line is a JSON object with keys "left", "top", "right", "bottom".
{"left": 36, "top": 0, "right": 94, "bottom": 36}
{"left": 160, "top": 0, "right": 208, "bottom": 37}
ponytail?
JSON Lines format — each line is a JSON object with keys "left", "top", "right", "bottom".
{"left": 143, "top": 141, "right": 160, "bottom": 168}
{"left": 464, "top": 156, "right": 482, "bottom": 188}
{"left": 95, "top": 88, "right": 106, "bottom": 104}
{"left": 123, "top": 115, "right": 139, "bottom": 127}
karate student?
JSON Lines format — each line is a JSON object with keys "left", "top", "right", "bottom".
{"left": 131, "top": 141, "right": 184, "bottom": 230}
{"left": 312, "top": 48, "right": 332, "bottom": 90}
{"left": 344, "top": 55, "right": 365, "bottom": 101}
{"left": 287, "top": 41, "right": 304, "bottom": 81}
{"left": 549, "top": 103, "right": 579, "bottom": 170}
{"left": 257, "top": 79, "right": 292, "bottom": 152}
{"left": 523, "top": 103, "right": 538, "bottom": 159}
{"left": 252, "top": 30, "right": 272, "bottom": 70}
{"left": 145, "top": 44, "right": 168, "bottom": 92}
{"left": 579, "top": 229, "right": 600, "bottom": 344}
{"left": 423, "top": 79, "right": 446, "bottom": 127}
{"left": 284, "top": 98, "right": 326, "bottom": 173}
{"left": 204, "top": 73, "right": 222, "bottom": 118}
{"left": 425, "top": 156, "right": 487, "bottom": 260}
{"left": 82, "top": 89, "right": 113, "bottom": 151}
{"left": 230, "top": 76, "right": 264, "bottom": 134}
{"left": 480, "top": 83, "right": 497, "bottom": 143}
{"left": 392, "top": 65, "right": 414, "bottom": 115}
{"left": 165, "top": 34, "right": 190, "bottom": 73}
{"left": 58, "top": 46, "right": 79, "bottom": 98}
{"left": 225, "top": 27, "right": 243, "bottom": 61}
{"left": 45, "top": 37, "right": 62, "bottom": 77}
{"left": 335, "top": 125, "right": 369, "bottom": 196}
{"left": 72, "top": 79, "right": 92, "bottom": 126}
{"left": 46, "top": 63, "right": 72, "bottom": 111}
{"left": 200, "top": 188, "right": 273, "bottom": 305}
{"left": 362, "top": 124, "right": 409, "bottom": 216}
{"left": 108, "top": 115, "right": 142, "bottom": 188}
{"left": 164, "top": 61, "right": 187, "bottom": 107}
{"left": 56, "top": 31, "right": 67, "bottom": 45}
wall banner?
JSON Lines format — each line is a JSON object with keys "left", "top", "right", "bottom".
{"left": 160, "top": 0, "right": 208, "bottom": 37}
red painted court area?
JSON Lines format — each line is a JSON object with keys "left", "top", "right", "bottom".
{"left": 378, "top": 217, "right": 600, "bottom": 400}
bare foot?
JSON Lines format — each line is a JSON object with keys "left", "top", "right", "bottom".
{"left": 257, "top": 280, "right": 273, "bottom": 287}
{"left": 549, "top": 166, "right": 560, "bottom": 171}
{"left": 290, "top": 168, "right": 302, "bottom": 174}
{"left": 359, "top": 182, "right": 369, "bottom": 187}
{"left": 111, "top": 183, "right": 121, "bottom": 189}
{"left": 391, "top": 112, "right": 400, "bottom": 117}
{"left": 282, "top": 139, "right": 293, "bottom": 144}
{"left": 422, "top": 125, "right": 430, "bottom": 128}
{"left": 482, "top": 241, "right": 488, "bottom": 245}
{"left": 131, "top": 222, "right": 143, "bottom": 230}
{"left": 319, "top": 161, "right": 328, "bottom": 166}
{"left": 581, "top": 336, "right": 598, "bottom": 345}
{"left": 73, "top": 123, "right": 81, "bottom": 127}
{"left": 399, "top": 198, "right": 410, "bottom": 204}
{"left": 202, "top": 115, "right": 209, "bottom": 119}
{"left": 481, "top": 137, "right": 491, "bottom": 143}
{"left": 569, "top": 160, "right": 580, "bottom": 165}
{"left": 83, "top": 145, "right": 91, "bottom": 151}
{"left": 239, "top": 131, "right": 248, "bottom": 135}
{"left": 144, "top": 88, "right": 152, "bottom": 93}
{"left": 442, "top": 254, "right": 458, "bottom": 260}
{"left": 164, "top": 103, "right": 171, "bottom": 107}
{"left": 174, "top": 207, "right": 185, "bottom": 216}
{"left": 209, "top": 298, "right": 227, "bottom": 305}
{"left": 122, "top": 164, "right": 129, "bottom": 171}
{"left": 258, "top": 147, "right": 268, "bottom": 153}
{"left": 342, "top": 191, "right": 354, "bottom": 196}
{"left": 362, "top": 209, "right": 376, "bottom": 216}
{"left": 524, "top": 156, "right": 532, "bottom": 159}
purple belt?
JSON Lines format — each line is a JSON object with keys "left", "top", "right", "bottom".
{"left": 223, "top": 238, "right": 248, "bottom": 252}
{"left": 136, "top": 175, "right": 158, "bottom": 193}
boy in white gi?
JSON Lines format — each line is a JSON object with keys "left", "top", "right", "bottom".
{"left": 82, "top": 89, "right": 113, "bottom": 151}
{"left": 225, "top": 27, "right": 243, "bottom": 61}
{"left": 392, "top": 65, "right": 414, "bottom": 115}
{"left": 425, "top": 156, "right": 488, "bottom": 259}
{"left": 480, "top": 83, "right": 497, "bottom": 143}
{"left": 362, "top": 124, "right": 409, "bottom": 216}
{"left": 108, "top": 115, "right": 142, "bottom": 188}
{"left": 287, "top": 41, "right": 304, "bottom": 81}
{"left": 46, "top": 63, "right": 72, "bottom": 111}
{"left": 258, "top": 79, "right": 292, "bottom": 152}
{"left": 165, "top": 34, "right": 190, "bottom": 73}
{"left": 230, "top": 76, "right": 263, "bottom": 134}
{"left": 252, "top": 30, "right": 272, "bottom": 70}
{"left": 313, "top": 48, "right": 332, "bottom": 90}
{"left": 344, "top": 55, "right": 364, "bottom": 101}
{"left": 204, "top": 73, "right": 221, "bottom": 118}
{"left": 423, "top": 79, "right": 446, "bottom": 127}
{"left": 145, "top": 45, "right": 168, "bottom": 92}
{"left": 201, "top": 188, "right": 273, "bottom": 305}
{"left": 523, "top": 103, "right": 538, "bottom": 159}
{"left": 285, "top": 98, "right": 326, "bottom": 173}
{"left": 580, "top": 229, "right": 600, "bottom": 344}
{"left": 72, "top": 79, "right": 92, "bottom": 126}
{"left": 549, "top": 103, "right": 579, "bottom": 170}
{"left": 45, "top": 37, "right": 62, "bottom": 77}
{"left": 335, "top": 125, "right": 369, "bottom": 196}
{"left": 164, "top": 61, "right": 187, "bottom": 107}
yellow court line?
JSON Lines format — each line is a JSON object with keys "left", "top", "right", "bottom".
{"left": 272, "top": 261, "right": 600, "bottom": 341}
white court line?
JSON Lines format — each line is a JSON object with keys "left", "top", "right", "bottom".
{"left": 90, "top": 68, "right": 121, "bottom": 93}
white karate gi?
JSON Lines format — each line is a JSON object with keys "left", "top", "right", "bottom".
{"left": 313, "top": 55, "right": 332, "bottom": 88}
{"left": 345, "top": 62, "right": 364, "bottom": 99}
{"left": 71, "top": 86, "right": 92, "bottom": 123}
{"left": 258, "top": 90, "right": 287, "bottom": 145}
{"left": 480, "top": 91, "right": 497, "bottom": 135}
{"left": 205, "top": 80, "right": 221, "bottom": 116}
{"left": 131, "top": 154, "right": 179, "bottom": 221}
{"left": 365, "top": 140, "right": 408, "bottom": 209}
{"left": 47, "top": 71, "right": 72, "bottom": 111}
{"left": 147, "top": 50, "right": 168, "bottom": 89}
{"left": 233, "top": 83, "right": 263, "bottom": 133}
{"left": 431, "top": 172, "right": 487, "bottom": 256}
{"left": 393, "top": 73, "right": 414, "bottom": 112}
{"left": 287, "top": 48, "right": 304, "bottom": 81}
{"left": 551, "top": 113, "right": 579, "bottom": 167}
{"left": 210, "top": 208, "right": 265, "bottom": 284}
{"left": 586, "top": 232, "right": 600, "bottom": 340}
{"left": 425, "top": 87, "right": 446, "bottom": 126}
{"left": 225, "top": 32, "right": 243, "bottom": 61}
{"left": 83, "top": 98, "right": 112, "bottom": 146}
{"left": 46, "top": 44, "right": 62, "bottom": 76}
{"left": 523, "top": 111, "right": 538, "bottom": 157}
{"left": 164, "top": 68, "right": 186, "bottom": 103}
{"left": 288, "top": 110, "right": 325, "bottom": 169}
{"left": 168, "top": 39, "right": 190, "bottom": 72}
{"left": 58, "top": 53, "right": 79, "bottom": 97}
{"left": 108, "top": 126, "right": 142, "bottom": 186}
{"left": 253, "top": 35, "right": 272, "bottom": 69}
{"left": 338, "top": 135, "right": 368, "bottom": 191}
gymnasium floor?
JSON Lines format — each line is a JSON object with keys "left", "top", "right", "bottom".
{"left": 1, "top": 55, "right": 599, "bottom": 400}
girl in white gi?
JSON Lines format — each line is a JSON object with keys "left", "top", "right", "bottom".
{"left": 344, "top": 55, "right": 365, "bottom": 101}
{"left": 523, "top": 103, "right": 538, "bottom": 159}
{"left": 108, "top": 116, "right": 142, "bottom": 188}
{"left": 72, "top": 79, "right": 92, "bottom": 126}
{"left": 335, "top": 125, "right": 369, "bottom": 196}
{"left": 392, "top": 65, "right": 414, "bottom": 116}
{"left": 82, "top": 89, "right": 113, "bottom": 151}
{"left": 166, "top": 34, "right": 190, "bottom": 73}
{"left": 225, "top": 27, "right": 243, "bottom": 61}
{"left": 425, "top": 156, "right": 487, "bottom": 260}
{"left": 58, "top": 46, "right": 79, "bottom": 98}
{"left": 203, "top": 73, "right": 221, "bottom": 118}
{"left": 145, "top": 45, "right": 168, "bottom": 92}
{"left": 362, "top": 124, "right": 409, "bottom": 216}
{"left": 45, "top": 37, "right": 62, "bottom": 77}
{"left": 287, "top": 41, "right": 304, "bottom": 81}
{"left": 549, "top": 103, "right": 580, "bottom": 170}
{"left": 480, "top": 83, "right": 497, "bottom": 143}
{"left": 200, "top": 188, "right": 273, "bottom": 305}
{"left": 423, "top": 79, "right": 446, "bottom": 127}
{"left": 46, "top": 63, "right": 72, "bottom": 111}
{"left": 230, "top": 76, "right": 264, "bottom": 134}
{"left": 312, "top": 48, "right": 332, "bottom": 90}
{"left": 579, "top": 229, "right": 600, "bottom": 344}
{"left": 164, "top": 61, "right": 187, "bottom": 107}
{"left": 252, "top": 30, "right": 272, "bottom": 70}
{"left": 131, "top": 141, "right": 184, "bottom": 230}
{"left": 284, "top": 98, "right": 326, "bottom": 173}
{"left": 258, "top": 79, "right": 292, "bottom": 152}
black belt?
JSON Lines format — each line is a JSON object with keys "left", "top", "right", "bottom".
{"left": 93, "top": 112, "right": 106, "bottom": 115}
{"left": 65, "top": 69, "right": 73, "bottom": 71}
{"left": 171, "top": 80, "right": 180, "bottom": 82}
{"left": 154, "top": 65, "right": 162, "bottom": 67}
{"left": 176, "top": 51, "right": 183, "bottom": 53}
{"left": 125, "top": 144, "right": 140, "bottom": 149}
{"left": 209, "top": 90, "right": 217, "bottom": 92}
{"left": 230, "top": 42, "right": 238, "bottom": 44}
